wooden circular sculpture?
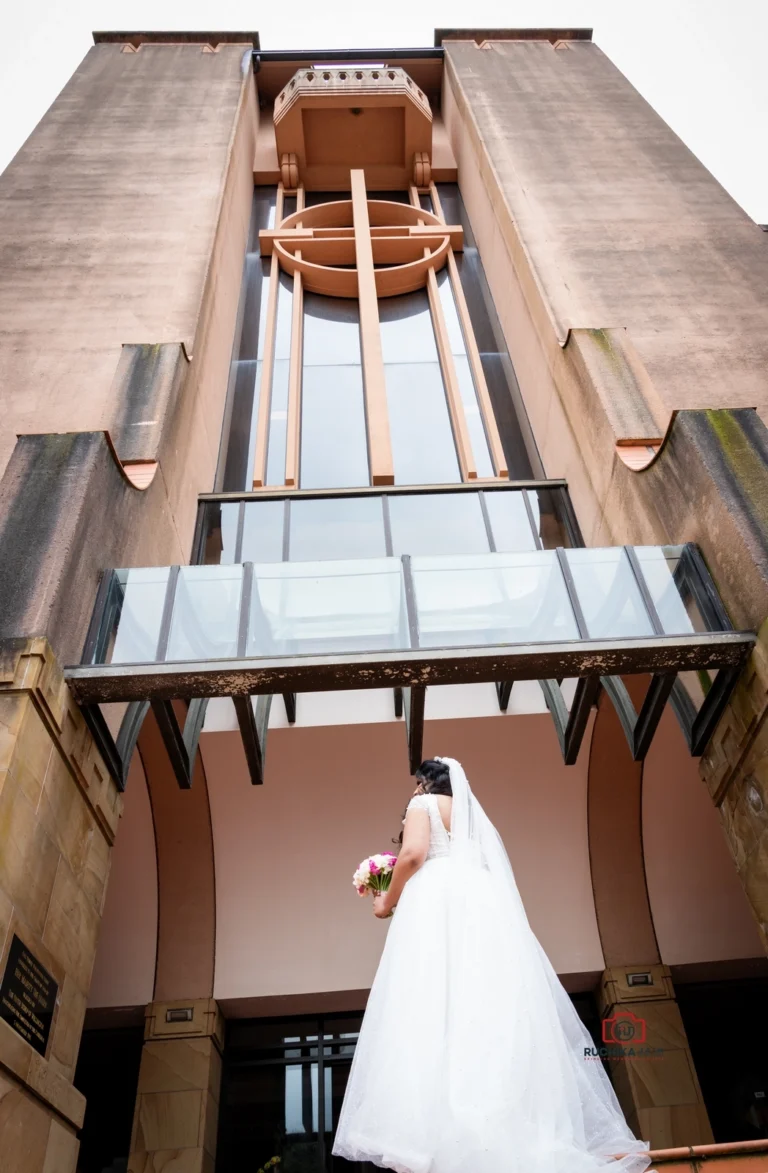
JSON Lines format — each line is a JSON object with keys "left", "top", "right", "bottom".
{"left": 265, "top": 199, "right": 461, "bottom": 298}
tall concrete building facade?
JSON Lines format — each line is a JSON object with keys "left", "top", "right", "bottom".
{"left": 1, "top": 27, "right": 768, "bottom": 1173}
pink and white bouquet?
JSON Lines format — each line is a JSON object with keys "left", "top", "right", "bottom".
{"left": 353, "top": 853, "right": 398, "bottom": 906}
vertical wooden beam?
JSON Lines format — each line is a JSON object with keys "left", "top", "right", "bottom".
{"left": 351, "top": 169, "right": 394, "bottom": 486}
{"left": 427, "top": 265, "right": 477, "bottom": 480}
{"left": 429, "top": 181, "right": 444, "bottom": 222}
{"left": 446, "top": 249, "right": 508, "bottom": 478}
{"left": 285, "top": 277, "right": 302, "bottom": 489}
{"left": 285, "top": 190, "right": 304, "bottom": 487}
{"left": 429, "top": 174, "right": 507, "bottom": 479}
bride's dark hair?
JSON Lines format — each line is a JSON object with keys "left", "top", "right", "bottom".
{"left": 415, "top": 758, "right": 453, "bottom": 795}
{"left": 394, "top": 759, "right": 453, "bottom": 844}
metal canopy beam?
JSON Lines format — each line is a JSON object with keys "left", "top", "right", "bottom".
{"left": 601, "top": 674, "right": 677, "bottom": 762}
{"left": 233, "top": 695, "right": 272, "bottom": 785}
{"left": 403, "top": 685, "right": 426, "bottom": 774}
{"left": 65, "top": 632, "right": 753, "bottom": 706}
{"left": 539, "top": 677, "right": 602, "bottom": 765}
{"left": 70, "top": 632, "right": 753, "bottom": 778}
{"left": 83, "top": 697, "right": 211, "bottom": 792}
{"left": 151, "top": 699, "right": 192, "bottom": 788}
{"left": 282, "top": 692, "right": 297, "bottom": 724}
{"left": 496, "top": 681, "right": 513, "bottom": 712}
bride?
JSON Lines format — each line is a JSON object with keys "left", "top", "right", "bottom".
{"left": 333, "top": 756, "right": 652, "bottom": 1173}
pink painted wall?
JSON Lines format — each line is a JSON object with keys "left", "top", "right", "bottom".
{"left": 89, "top": 752, "right": 158, "bottom": 1008}
{"left": 89, "top": 705, "right": 766, "bottom": 1011}
{"left": 642, "top": 708, "right": 763, "bottom": 966}
{"left": 202, "top": 713, "right": 604, "bottom": 1005}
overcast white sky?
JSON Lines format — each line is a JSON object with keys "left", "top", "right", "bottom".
{"left": 1, "top": 0, "right": 766, "bottom": 222}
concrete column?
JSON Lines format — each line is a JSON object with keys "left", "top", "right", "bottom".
{"left": 598, "top": 963, "right": 713, "bottom": 1150}
{"left": 128, "top": 998, "right": 224, "bottom": 1173}
{"left": 0, "top": 639, "right": 121, "bottom": 1172}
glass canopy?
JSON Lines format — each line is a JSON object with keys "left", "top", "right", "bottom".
{"left": 86, "top": 546, "right": 701, "bottom": 668}
{"left": 66, "top": 542, "right": 753, "bottom": 791}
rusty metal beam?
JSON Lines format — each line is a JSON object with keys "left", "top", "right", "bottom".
{"left": 65, "top": 631, "right": 754, "bottom": 706}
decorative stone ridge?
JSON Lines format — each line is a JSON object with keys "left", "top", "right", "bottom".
{"left": 273, "top": 67, "right": 433, "bottom": 191}
{"left": 275, "top": 66, "right": 431, "bottom": 123}
{"left": 434, "top": 27, "right": 593, "bottom": 45}
{"left": 93, "top": 30, "right": 260, "bottom": 48}
{"left": 0, "top": 638, "right": 122, "bottom": 1170}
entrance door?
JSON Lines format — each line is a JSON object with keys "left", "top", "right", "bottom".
{"left": 216, "top": 1013, "right": 375, "bottom": 1172}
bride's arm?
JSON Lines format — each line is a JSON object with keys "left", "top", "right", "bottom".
{"left": 373, "top": 807, "right": 429, "bottom": 918}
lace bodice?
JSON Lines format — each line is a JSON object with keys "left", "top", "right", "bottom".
{"left": 405, "top": 793, "right": 452, "bottom": 859}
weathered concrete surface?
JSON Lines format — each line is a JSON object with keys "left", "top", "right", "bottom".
{"left": 0, "top": 41, "right": 253, "bottom": 503}
{"left": 0, "top": 41, "right": 259, "bottom": 661}
{"left": 444, "top": 40, "right": 768, "bottom": 425}
{"left": 0, "top": 433, "right": 184, "bottom": 665}
{"left": 443, "top": 37, "right": 768, "bottom": 959}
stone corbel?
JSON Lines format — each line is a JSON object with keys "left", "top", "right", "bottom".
{"left": 280, "top": 152, "right": 299, "bottom": 190}
{"left": 413, "top": 151, "right": 431, "bottom": 187}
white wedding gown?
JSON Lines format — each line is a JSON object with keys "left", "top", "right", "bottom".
{"left": 333, "top": 758, "right": 652, "bottom": 1173}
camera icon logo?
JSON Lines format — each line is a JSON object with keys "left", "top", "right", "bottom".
{"left": 602, "top": 1009, "right": 646, "bottom": 1045}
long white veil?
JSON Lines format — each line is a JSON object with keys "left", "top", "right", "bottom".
{"left": 437, "top": 756, "right": 652, "bottom": 1173}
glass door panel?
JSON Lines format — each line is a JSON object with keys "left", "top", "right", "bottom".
{"left": 218, "top": 1015, "right": 378, "bottom": 1173}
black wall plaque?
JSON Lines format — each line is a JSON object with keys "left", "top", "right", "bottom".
{"left": 0, "top": 934, "right": 58, "bottom": 1056}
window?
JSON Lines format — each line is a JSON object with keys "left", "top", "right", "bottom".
{"left": 265, "top": 273, "right": 294, "bottom": 485}
{"left": 220, "top": 182, "right": 531, "bottom": 491}
{"left": 195, "top": 488, "right": 574, "bottom": 567}
{"left": 436, "top": 269, "right": 494, "bottom": 477}
{"left": 388, "top": 492, "right": 489, "bottom": 555}
{"left": 217, "top": 1015, "right": 374, "bottom": 1172}
{"left": 289, "top": 497, "right": 386, "bottom": 561}
{"left": 301, "top": 294, "right": 370, "bottom": 489}
{"left": 380, "top": 291, "right": 461, "bottom": 485}
{"left": 221, "top": 189, "right": 277, "bottom": 491}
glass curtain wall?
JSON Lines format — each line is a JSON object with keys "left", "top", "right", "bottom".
{"left": 217, "top": 185, "right": 542, "bottom": 493}
{"left": 217, "top": 1015, "right": 372, "bottom": 1173}
{"left": 301, "top": 295, "right": 369, "bottom": 488}
{"left": 195, "top": 488, "right": 574, "bottom": 566}
{"left": 219, "top": 189, "right": 278, "bottom": 491}
{"left": 436, "top": 183, "right": 542, "bottom": 479}
{"left": 379, "top": 291, "right": 461, "bottom": 485}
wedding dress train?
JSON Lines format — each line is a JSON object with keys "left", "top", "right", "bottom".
{"left": 332, "top": 757, "right": 651, "bottom": 1173}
